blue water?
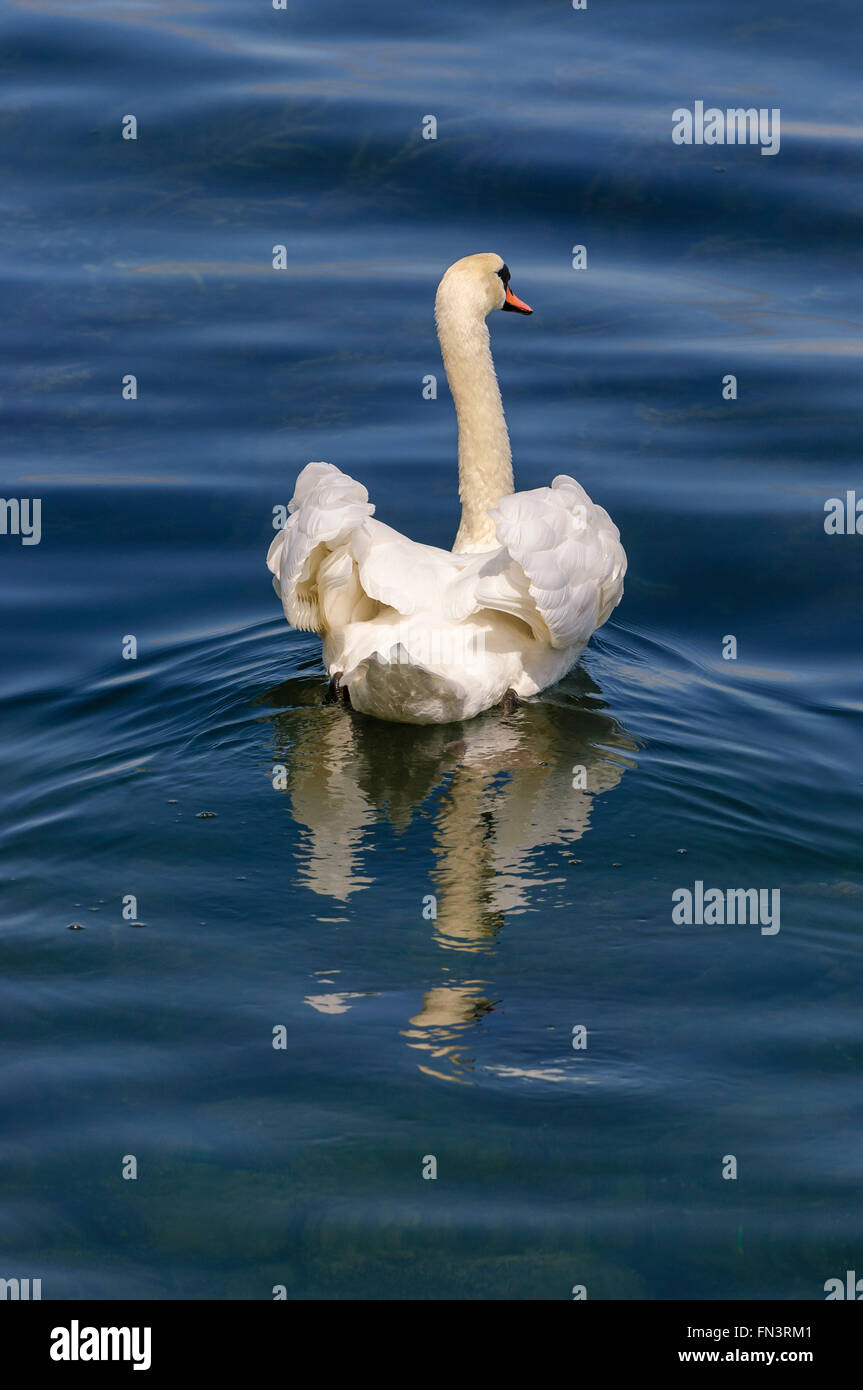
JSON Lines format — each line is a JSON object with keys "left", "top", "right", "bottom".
{"left": 2, "top": 0, "right": 862, "bottom": 1300}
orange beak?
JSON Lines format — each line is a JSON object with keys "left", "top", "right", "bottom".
{"left": 502, "top": 284, "right": 532, "bottom": 315}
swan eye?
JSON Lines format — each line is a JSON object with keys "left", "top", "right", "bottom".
{"left": 496, "top": 264, "right": 511, "bottom": 286}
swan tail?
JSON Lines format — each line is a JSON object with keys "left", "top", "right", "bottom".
{"left": 343, "top": 644, "right": 473, "bottom": 725}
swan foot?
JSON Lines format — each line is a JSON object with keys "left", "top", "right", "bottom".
{"left": 500, "top": 688, "right": 519, "bottom": 714}
{"left": 324, "top": 672, "right": 351, "bottom": 707}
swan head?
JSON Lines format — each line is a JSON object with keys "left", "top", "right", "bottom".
{"left": 435, "top": 253, "right": 532, "bottom": 325}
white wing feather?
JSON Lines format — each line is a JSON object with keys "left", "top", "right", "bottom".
{"left": 269, "top": 463, "right": 625, "bottom": 647}
{"left": 481, "top": 475, "right": 626, "bottom": 647}
{"left": 268, "top": 462, "right": 469, "bottom": 633}
{"left": 266, "top": 462, "right": 375, "bottom": 631}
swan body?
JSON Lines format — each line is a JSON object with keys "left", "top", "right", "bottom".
{"left": 267, "top": 253, "right": 626, "bottom": 724}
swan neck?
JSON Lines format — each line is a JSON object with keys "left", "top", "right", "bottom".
{"left": 437, "top": 305, "right": 514, "bottom": 552}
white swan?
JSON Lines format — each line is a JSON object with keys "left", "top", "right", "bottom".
{"left": 267, "top": 253, "right": 626, "bottom": 724}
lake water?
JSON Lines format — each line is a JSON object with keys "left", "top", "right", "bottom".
{"left": 1, "top": 0, "right": 861, "bottom": 1300}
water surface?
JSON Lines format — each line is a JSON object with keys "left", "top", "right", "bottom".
{"left": 1, "top": 0, "right": 862, "bottom": 1299}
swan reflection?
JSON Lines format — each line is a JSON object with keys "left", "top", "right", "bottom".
{"left": 264, "top": 667, "right": 637, "bottom": 1078}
